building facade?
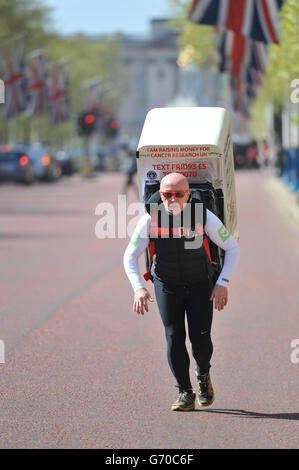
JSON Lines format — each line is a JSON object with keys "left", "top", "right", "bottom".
{"left": 118, "top": 19, "right": 179, "bottom": 142}
{"left": 117, "top": 18, "right": 243, "bottom": 145}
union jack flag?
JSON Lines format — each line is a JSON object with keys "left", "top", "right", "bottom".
{"left": 230, "top": 77, "right": 252, "bottom": 118}
{"left": 47, "top": 61, "right": 70, "bottom": 125}
{"left": 189, "top": 0, "right": 284, "bottom": 44}
{"left": 216, "top": 32, "right": 261, "bottom": 121}
{"left": 217, "top": 30, "right": 250, "bottom": 74}
{"left": 233, "top": 75, "right": 258, "bottom": 102}
{"left": 217, "top": 30, "right": 267, "bottom": 84}
{"left": 26, "top": 51, "right": 48, "bottom": 116}
{"left": 251, "top": 39, "right": 268, "bottom": 73}
{"left": 83, "top": 78, "right": 101, "bottom": 111}
{"left": 250, "top": 66, "right": 263, "bottom": 87}
{"left": 2, "top": 36, "right": 28, "bottom": 118}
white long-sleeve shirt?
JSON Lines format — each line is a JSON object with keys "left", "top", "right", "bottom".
{"left": 123, "top": 209, "right": 240, "bottom": 292}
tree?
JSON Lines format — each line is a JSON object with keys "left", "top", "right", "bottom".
{"left": 0, "top": 0, "right": 127, "bottom": 146}
{"left": 37, "top": 33, "right": 126, "bottom": 146}
{"left": 0, "top": 0, "right": 56, "bottom": 50}
{"left": 251, "top": 0, "right": 299, "bottom": 139}
{"left": 167, "top": 0, "right": 215, "bottom": 68}
{"left": 168, "top": 0, "right": 299, "bottom": 142}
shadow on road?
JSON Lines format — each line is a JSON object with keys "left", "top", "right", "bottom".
{"left": 198, "top": 409, "right": 299, "bottom": 421}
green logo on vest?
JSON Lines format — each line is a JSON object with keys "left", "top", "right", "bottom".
{"left": 218, "top": 224, "right": 231, "bottom": 242}
{"left": 130, "top": 230, "right": 140, "bottom": 247}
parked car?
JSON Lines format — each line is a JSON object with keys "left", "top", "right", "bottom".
{"left": 27, "top": 144, "right": 62, "bottom": 181}
{"left": 66, "top": 147, "right": 93, "bottom": 174}
{"left": 55, "top": 149, "right": 79, "bottom": 175}
{"left": 96, "top": 144, "right": 125, "bottom": 171}
{"left": 0, "top": 144, "right": 35, "bottom": 184}
{"left": 0, "top": 144, "right": 61, "bottom": 184}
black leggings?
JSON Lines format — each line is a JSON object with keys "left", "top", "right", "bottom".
{"left": 154, "top": 279, "right": 214, "bottom": 391}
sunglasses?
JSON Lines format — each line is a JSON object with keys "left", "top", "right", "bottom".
{"left": 160, "top": 190, "right": 189, "bottom": 199}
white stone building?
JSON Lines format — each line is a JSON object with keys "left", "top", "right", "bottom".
{"left": 117, "top": 18, "right": 239, "bottom": 145}
{"left": 118, "top": 19, "right": 180, "bottom": 142}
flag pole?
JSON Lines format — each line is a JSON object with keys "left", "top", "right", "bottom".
{"left": 8, "top": 118, "right": 17, "bottom": 145}
{"left": 30, "top": 115, "right": 39, "bottom": 144}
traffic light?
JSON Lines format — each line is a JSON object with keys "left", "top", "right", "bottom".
{"left": 77, "top": 111, "right": 99, "bottom": 136}
{"left": 105, "top": 117, "right": 120, "bottom": 138}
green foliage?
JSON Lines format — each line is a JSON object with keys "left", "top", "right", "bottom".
{"left": 167, "top": 0, "right": 214, "bottom": 68}
{"left": 0, "top": 0, "right": 126, "bottom": 146}
{"left": 168, "top": 0, "right": 299, "bottom": 140}
{"left": 42, "top": 33, "right": 125, "bottom": 146}
{"left": 251, "top": 0, "right": 299, "bottom": 138}
{"left": 0, "top": 0, "right": 56, "bottom": 50}
{"left": 60, "top": 35, "right": 123, "bottom": 110}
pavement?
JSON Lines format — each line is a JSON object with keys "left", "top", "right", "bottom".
{"left": 0, "top": 168, "right": 298, "bottom": 449}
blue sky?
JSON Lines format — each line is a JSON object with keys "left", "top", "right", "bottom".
{"left": 42, "top": 0, "right": 172, "bottom": 36}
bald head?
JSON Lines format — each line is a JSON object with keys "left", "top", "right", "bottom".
{"left": 160, "top": 172, "right": 190, "bottom": 215}
{"left": 160, "top": 172, "right": 189, "bottom": 192}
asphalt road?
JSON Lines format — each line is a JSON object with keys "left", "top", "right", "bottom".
{"left": 0, "top": 169, "right": 298, "bottom": 449}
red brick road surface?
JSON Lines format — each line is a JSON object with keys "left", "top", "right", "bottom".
{"left": 0, "top": 169, "right": 298, "bottom": 449}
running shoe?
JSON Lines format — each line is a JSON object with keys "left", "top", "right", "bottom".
{"left": 197, "top": 372, "right": 215, "bottom": 407}
{"left": 171, "top": 390, "right": 196, "bottom": 411}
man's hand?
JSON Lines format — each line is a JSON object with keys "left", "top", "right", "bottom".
{"left": 210, "top": 284, "right": 228, "bottom": 311}
{"left": 133, "top": 288, "right": 154, "bottom": 315}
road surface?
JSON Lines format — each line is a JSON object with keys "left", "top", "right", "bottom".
{"left": 0, "top": 169, "right": 298, "bottom": 449}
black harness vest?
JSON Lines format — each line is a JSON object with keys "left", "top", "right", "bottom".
{"left": 145, "top": 191, "right": 213, "bottom": 285}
